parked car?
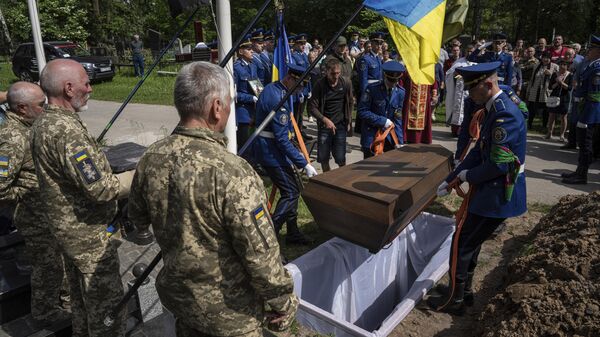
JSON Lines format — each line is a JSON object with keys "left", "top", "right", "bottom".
{"left": 11, "top": 41, "right": 115, "bottom": 82}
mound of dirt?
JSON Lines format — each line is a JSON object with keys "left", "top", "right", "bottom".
{"left": 479, "top": 192, "right": 600, "bottom": 337}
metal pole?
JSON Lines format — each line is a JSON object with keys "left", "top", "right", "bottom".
{"left": 238, "top": 2, "right": 365, "bottom": 156}
{"left": 218, "top": 0, "right": 237, "bottom": 153}
{"left": 27, "top": 0, "right": 46, "bottom": 74}
{"left": 96, "top": 7, "right": 199, "bottom": 143}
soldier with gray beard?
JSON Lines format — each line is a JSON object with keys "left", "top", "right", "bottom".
{"left": 0, "top": 81, "right": 70, "bottom": 326}
{"left": 128, "top": 61, "right": 297, "bottom": 337}
{"left": 31, "top": 59, "right": 135, "bottom": 337}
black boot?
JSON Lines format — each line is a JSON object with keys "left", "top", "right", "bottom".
{"left": 427, "top": 281, "right": 466, "bottom": 315}
{"left": 560, "top": 170, "right": 577, "bottom": 178}
{"left": 562, "top": 167, "right": 587, "bottom": 184}
{"left": 464, "top": 272, "right": 474, "bottom": 307}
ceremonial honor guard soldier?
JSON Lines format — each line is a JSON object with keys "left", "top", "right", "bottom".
{"left": 251, "top": 29, "right": 273, "bottom": 86}
{"left": 357, "top": 60, "right": 405, "bottom": 158}
{"left": 357, "top": 32, "right": 384, "bottom": 96}
{"left": 291, "top": 33, "right": 312, "bottom": 139}
{"left": 253, "top": 63, "right": 317, "bottom": 245}
{"left": 234, "top": 35, "right": 260, "bottom": 150}
{"left": 562, "top": 34, "right": 600, "bottom": 184}
{"left": 430, "top": 62, "right": 527, "bottom": 315}
{"left": 468, "top": 33, "right": 514, "bottom": 86}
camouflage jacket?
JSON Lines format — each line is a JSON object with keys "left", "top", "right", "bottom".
{"left": 0, "top": 111, "right": 46, "bottom": 236}
{"left": 31, "top": 105, "right": 120, "bottom": 272}
{"left": 128, "top": 126, "right": 297, "bottom": 336}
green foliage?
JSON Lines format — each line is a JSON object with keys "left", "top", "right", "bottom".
{"left": 0, "top": 0, "right": 88, "bottom": 44}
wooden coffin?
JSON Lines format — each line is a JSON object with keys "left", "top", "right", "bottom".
{"left": 302, "top": 144, "right": 453, "bottom": 253}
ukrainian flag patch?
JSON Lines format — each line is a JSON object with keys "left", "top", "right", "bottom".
{"left": 0, "top": 156, "right": 9, "bottom": 178}
{"left": 71, "top": 149, "right": 101, "bottom": 184}
{"left": 253, "top": 205, "right": 265, "bottom": 221}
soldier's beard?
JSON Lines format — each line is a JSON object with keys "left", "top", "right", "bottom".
{"left": 73, "top": 94, "right": 90, "bottom": 112}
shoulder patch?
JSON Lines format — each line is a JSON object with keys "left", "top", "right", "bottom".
{"left": 279, "top": 113, "right": 289, "bottom": 125}
{"left": 492, "top": 127, "right": 507, "bottom": 144}
{"left": 0, "top": 156, "right": 8, "bottom": 177}
{"left": 253, "top": 205, "right": 265, "bottom": 221}
{"left": 72, "top": 149, "right": 101, "bottom": 184}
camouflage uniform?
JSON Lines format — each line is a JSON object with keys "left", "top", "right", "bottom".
{"left": 31, "top": 105, "right": 125, "bottom": 337}
{"left": 128, "top": 126, "right": 298, "bottom": 337}
{"left": 0, "top": 110, "right": 68, "bottom": 321}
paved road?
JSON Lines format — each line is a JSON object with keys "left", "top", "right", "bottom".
{"left": 82, "top": 99, "right": 599, "bottom": 205}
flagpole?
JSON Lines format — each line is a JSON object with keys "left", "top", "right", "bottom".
{"left": 238, "top": 2, "right": 365, "bottom": 156}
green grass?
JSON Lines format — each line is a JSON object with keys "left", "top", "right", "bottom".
{"left": 0, "top": 61, "right": 178, "bottom": 106}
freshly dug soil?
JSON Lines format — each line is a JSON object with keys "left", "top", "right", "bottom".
{"left": 479, "top": 192, "right": 600, "bottom": 337}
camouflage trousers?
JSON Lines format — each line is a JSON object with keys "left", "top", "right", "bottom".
{"left": 20, "top": 231, "right": 69, "bottom": 321}
{"left": 64, "top": 244, "right": 125, "bottom": 337}
{"left": 175, "top": 319, "right": 273, "bottom": 337}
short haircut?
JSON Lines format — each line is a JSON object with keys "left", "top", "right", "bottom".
{"left": 6, "top": 82, "right": 42, "bottom": 112}
{"left": 40, "top": 59, "right": 84, "bottom": 98}
{"left": 325, "top": 58, "right": 341, "bottom": 70}
{"left": 174, "top": 61, "right": 230, "bottom": 120}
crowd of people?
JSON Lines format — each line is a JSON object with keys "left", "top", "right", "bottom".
{"left": 0, "top": 19, "right": 598, "bottom": 336}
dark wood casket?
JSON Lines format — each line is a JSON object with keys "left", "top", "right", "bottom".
{"left": 302, "top": 144, "right": 453, "bottom": 253}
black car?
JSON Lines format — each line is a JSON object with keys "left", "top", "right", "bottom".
{"left": 11, "top": 41, "right": 115, "bottom": 82}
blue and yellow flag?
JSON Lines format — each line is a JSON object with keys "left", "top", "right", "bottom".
{"left": 364, "top": 0, "right": 446, "bottom": 85}
{"left": 272, "top": 10, "right": 292, "bottom": 82}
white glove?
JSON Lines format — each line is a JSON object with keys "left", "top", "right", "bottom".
{"left": 384, "top": 119, "right": 393, "bottom": 129}
{"left": 307, "top": 92, "right": 312, "bottom": 99}
{"left": 252, "top": 96, "right": 258, "bottom": 103}
{"left": 458, "top": 169, "right": 468, "bottom": 182}
{"left": 479, "top": 41, "right": 492, "bottom": 50}
{"left": 436, "top": 181, "right": 449, "bottom": 197}
{"left": 299, "top": 94, "right": 305, "bottom": 104}
{"left": 395, "top": 143, "right": 404, "bottom": 149}
{"left": 304, "top": 163, "right": 318, "bottom": 178}
{"left": 576, "top": 122, "right": 588, "bottom": 129}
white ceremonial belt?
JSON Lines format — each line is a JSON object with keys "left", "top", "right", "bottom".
{"left": 367, "top": 79, "right": 379, "bottom": 84}
{"left": 497, "top": 76, "right": 505, "bottom": 82}
{"left": 259, "top": 131, "right": 275, "bottom": 138}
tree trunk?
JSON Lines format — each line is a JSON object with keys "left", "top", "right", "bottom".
{"left": 92, "top": 0, "right": 100, "bottom": 16}
{"left": 0, "top": 5, "right": 13, "bottom": 53}
{"left": 471, "top": 0, "right": 483, "bottom": 39}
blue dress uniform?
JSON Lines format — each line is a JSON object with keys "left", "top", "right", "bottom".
{"left": 357, "top": 33, "right": 384, "bottom": 95}
{"left": 253, "top": 63, "right": 311, "bottom": 244}
{"left": 358, "top": 61, "right": 405, "bottom": 158}
{"left": 233, "top": 37, "right": 259, "bottom": 151}
{"left": 250, "top": 29, "right": 273, "bottom": 86}
{"left": 456, "top": 85, "right": 528, "bottom": 160}
{"left": 563, "top": 35, "right": 600, "bottom": 184}
{"left": 429, "top": 62, "right": 527, "bottom": 314}
{"left": 291, "top": 34, "right": 312, "bottom": 138}
{"left": 467, "top": 33, "right": 513, "bottom": 86}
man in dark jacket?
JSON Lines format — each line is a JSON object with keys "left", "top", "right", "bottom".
{"left": 309, "top": 58, "right": 354, "bottom": 172}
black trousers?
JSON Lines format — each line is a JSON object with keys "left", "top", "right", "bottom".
{"left": 576, "top": 124, "right": 595, "bottom": 174}
{"left": 449, "top": 212, "right": 505, "bottom": 283}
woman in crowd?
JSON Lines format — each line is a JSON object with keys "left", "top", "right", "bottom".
{"left": 546, "top": 58, "right": 573, "bottom": 141}
{"left": 526, "top": 51, "right": 558, "bottom": 130}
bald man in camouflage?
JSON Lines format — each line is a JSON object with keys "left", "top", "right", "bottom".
{"left": 32, "top": 59, "right": 135, "bottom": 337}
{"left": 0, "top": 81, "right": 70, "bottom": 327}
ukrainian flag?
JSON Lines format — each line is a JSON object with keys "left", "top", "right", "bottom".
{"left": 364, "top": 0, "right": 447, "bottom": 85}
{"left": 271, "top": 10, "right": 292, "bottom": 83}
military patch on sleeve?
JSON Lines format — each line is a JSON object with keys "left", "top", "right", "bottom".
{"left": 72, "top": 150, "right": 101, "bottom": 184}
{"left": 279, "top": 113, "right": 289, "bottom": 125}
{"left": 360, "top": 61, "right": 366, "bottom": 71}
{"left": 253, "top": 205, "right": 265, "bottom": 221}
{"left": 0, "top": 156, "right": 9, "bottom": 178}
{"left": 593, "top": 75, "right": 600, "bottom": 86}
{"left": 394, "top": 109, "right": 402, "bottom": 119}
{"left": 492, "top": 127, "right": 508, "bottom": 143}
